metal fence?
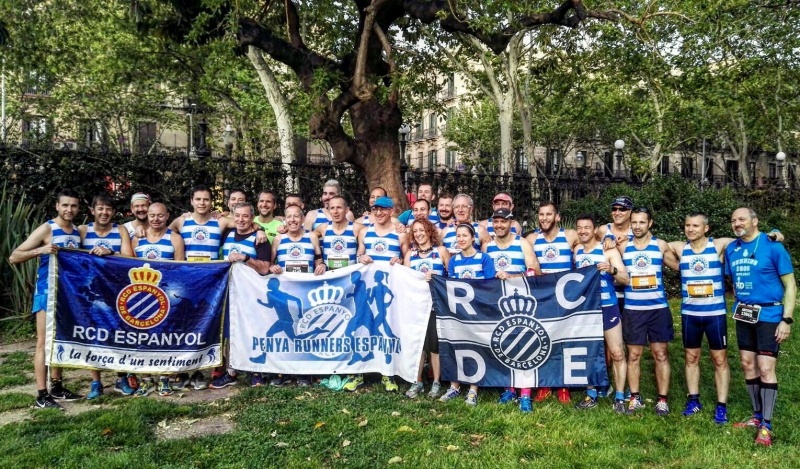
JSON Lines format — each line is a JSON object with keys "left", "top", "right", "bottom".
{"left": 3, "top": 145, "right": 798, "bottom": 225}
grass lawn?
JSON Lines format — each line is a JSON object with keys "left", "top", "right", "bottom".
{"left": 1, "top": 299, "right": 798, "bottom": 468}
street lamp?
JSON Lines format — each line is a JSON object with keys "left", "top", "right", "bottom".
{"left": 188, "top": 103, "right": 197, "bottom": 158}
{"left": 399, "top": 123, "right": 411, "bottom": 191}
{"left": 575, "top": 150, "right": 586, "bottom": 177}
{"left": 777, "top": 151, "right": 786, "bottom": 187}
{"left": 222, "top": 124, "right": 236, "bottom": 158}
{"left": 614, "top": 139, "right": 625, "bottom": 178}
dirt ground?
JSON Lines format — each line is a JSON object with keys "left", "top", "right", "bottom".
{"left": 0, "top": 340, "right": 239, "bottom": 439}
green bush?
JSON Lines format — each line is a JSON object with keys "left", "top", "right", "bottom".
{"left": 0, "top": 186, "right": 45, "bottom": 318}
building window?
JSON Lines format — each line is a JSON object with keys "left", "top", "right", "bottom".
{"left": 515, "top": 147, "right": 528, "bottom": 172}
{"left": 659, "top": 156, "right": 670, "bottom": 175}
{"left": 79, "top": 120, "right": 105, "bottom": 148}
{"left": 725, "top": 160, "right": 739, "bottom": 183}
{"left": 427, "top": 150, "right": 437, "bottom": 169}
{"left": 680, "top": 156, "right": 694, "bottom": 178}
{"left": 21, "top": 116, "right": 49, "bottom": 143}
{"left": 137, "top": 122, "right": 158, "bottom": 154}
{"left": 769, "top": 162, "right": 777, "bottom": 179}
{"left": 427, "top": 114, "right": 437, "bottom": 138}
{"left": 603, "top": 150, "right": 614, "bottom": 177}
{"left": 546, "top": 149, "right": 560, "bottom": 175}
{"left": 417, "top": 151, "right": 423, "bottom": 169}
{"left": 414, "top": 122, "right": 423, "bottom": 140}
{"left": 445, "top": 149, "right": 457, "bottom": 169}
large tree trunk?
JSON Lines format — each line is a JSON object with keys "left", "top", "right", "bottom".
{"left": 498, "top": 94, "right": 514, "bottom": 175}
{"left": 247, "top": 47, "right": 296, "bottom": 164}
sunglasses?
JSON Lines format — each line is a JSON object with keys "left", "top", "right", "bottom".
{"left": 611, "top": 206, "right": 631, "bottom": 212}
{"left": 632, "top": 207, "right": 650, "bottom": 214}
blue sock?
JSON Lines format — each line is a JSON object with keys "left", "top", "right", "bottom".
{"left": 587, "top": 388, "right": 598, "bottom": 399}
{"left": 615, "top": 391, "right": 625, "bottom": 401}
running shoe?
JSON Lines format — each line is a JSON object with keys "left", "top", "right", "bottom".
{"left": 114, "top": 378, "right": 135, "bottom": 396}
{"left": 681, "top": 399, "right": 702, "bottom": 416}
{"left": 533, "top": 388, "right": 552, "bottom": 402}
{"left": 733, "top": 415, "right": 762, "bottom": 428}
{"left": 209, "top": 373, "right": 238, "bottom": 389}
{"left": 655, "top": 399, "right": 670, "bottom": 416}
{"left": 189, "top": 371, "right": 208, "bottom": 390}
{"left": 557, "top": 388, "right": 571, "bottom": 403}
{"left": 382, "top": 376, "right": 398, "bottom": 392}
{"left": 465, "top": 390, "right": 478, "bottom": 406}
{"left": 269, "top": 375, "right": 287, "bottom": 387}
{"left": 342, "top": 375, "right": 364, "bottom": 392}
{"left": 714, "top": 404, "right": 729, "bottom": 425}
{"left": 596, "top": 385, "right": 611, "bottom": 398}
{"left": 428, "top": 382, "right": 442, "bottom": 398}
{"left": 127, "top": 374, "right": 140, "bottom": 391}
{"left": 158, "top": 377, "right": 174, "bottom": 396}
{"left": 624, "top": 389, "right": 631, "bottom": 402}
{"left": 575, "top": 395, "right": 597, "bottom": 410}
{"left": 627, "top": 395, "right": 645, "bottom": 414}
{"left": 519, "top": 396, "right": 532, "bottom": 413}
{"left": 250, "top": 373, "right": 264, "bottom": 387}
{"left": 498, "top": 389, "right": 517, "bottom": 404}
{"left": 613, "top": 399, "right": 626, "bottom": 414}
{"left": 135, "top": 379, "right": 155, "bottom": 397}
{"left": 87, "top": 381, "right": 103, "bottom": 400}
{"left": 439, "top": 387, "right": 460, "bottom": 402}
{"left": 50, "top": 385, "right": 83, "bottom": 401}
{"left": 297, "top": 376, "right": 312, "bottom": 387}
{"left": 172, "top": 373, "right": 191, "bottom": 390}
{"left": 754, "top": 425, "right": 773, "bottom": 447}
{"left": 35, "top": 394, "right": 63, "bottom": 410}
{"left": 405, "top": 382, "right": 424, "bottom": 399}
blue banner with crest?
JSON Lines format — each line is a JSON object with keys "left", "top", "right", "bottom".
{"left": 45, "top": 249, "right": 227, "bottom": 372}
{"left": 430, "top": 267, "right": 608, "bottom": 388}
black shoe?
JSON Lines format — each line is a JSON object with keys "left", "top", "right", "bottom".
{"left": 50, "top": 386, "right": 84, "bottom": 401}
{"left": 35, "top": 394, "right": 64, "bottom": 410}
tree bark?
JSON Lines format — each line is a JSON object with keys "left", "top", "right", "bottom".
{"left": 247, "top": 46, "right": 296, "bottom": 164}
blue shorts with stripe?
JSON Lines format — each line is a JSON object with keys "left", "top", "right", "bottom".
{"left": 681, "top": 314, "right": 727, "bottom": 350}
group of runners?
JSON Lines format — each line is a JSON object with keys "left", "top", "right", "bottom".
{"left": 9, "top": 178, "right": 795, "bottom": 447}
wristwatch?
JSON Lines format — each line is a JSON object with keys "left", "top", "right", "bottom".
{"left": 611, "top": 267, "right": 618, "bottom": 276}
{"left": 781, "top": 317, "right": 794, "bottom": 325}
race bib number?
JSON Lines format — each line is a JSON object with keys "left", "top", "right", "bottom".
{"left": 733, "top": 303, "right": 761, "bottom": 324}
{"left": 327, "top": 256, "right": 349, "bottom": 270}
{"left": 687, "top": 280, "right": 714, "bottom": 298}
{"left": 631, "top": 273, "right": 657, "bottom": 290}
{"left": 187, "top": 255, "right": 211, "bottom": 263}
{"left": 285, "top": 262, "right": 310, "bottom": 273}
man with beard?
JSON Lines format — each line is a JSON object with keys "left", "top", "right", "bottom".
{"left": 254, "top": 191, "right": 283, "bottom": 244}
{"left": 725, "top": 208, "right": 795, "bottom": 446}
{"left": 10, "top": 189, "right": 85, "bottom": 409}
{"left": 484, "top": 208, "right": 539, "bottom": 412}
{"left": 123, "top": 192, "right": 151, "bottom": 238}
{"left": 79, "top": 193, "right": 134, "bottom": 399}
{"left": 435, "top": 193, "right": 454, "bottom": 230}
{"left": 479, "top": 192, "right": 523, "bottom": 238}
{"left": 622, "top": 207, "right": 679, "bottom": 416}
{"left": 304, "top": 179, "right": 354, "bottom": 231}
{"left": 525, "top": 201, "right": 579, "bottom": 403}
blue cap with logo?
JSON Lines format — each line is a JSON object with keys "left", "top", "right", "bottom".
{"left": 611, "top": 196, "right": 633, "bottom": 210}
{"left": 373, "top": 196, "right": 395, "bottom": 209}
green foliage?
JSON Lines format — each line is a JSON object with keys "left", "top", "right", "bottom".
{"left": 562, "top": 174, "right": 739, "bottom": 241}
{"left": 0, "top": 352, "right": 33, "bottom": 390}
{"left": 0, "top": 186, "right": 45, "bottom": 318}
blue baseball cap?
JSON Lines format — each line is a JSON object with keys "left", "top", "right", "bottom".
{"left": 373, "top": 196, "right": 395, "bottom": 209}
{"left": 611, "top": 196, "right": 633, "bottom": 210}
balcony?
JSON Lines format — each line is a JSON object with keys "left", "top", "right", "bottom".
{"left": 439, "top": 88, "right": 456, "bottom": 100}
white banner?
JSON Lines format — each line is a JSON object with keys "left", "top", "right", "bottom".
{"left": 229, "top": 262, "right": 432, "bottom": 382}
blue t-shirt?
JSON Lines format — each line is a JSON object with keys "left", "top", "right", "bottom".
{"left": 724, "top": 232, "right": 794, "bottom": 323}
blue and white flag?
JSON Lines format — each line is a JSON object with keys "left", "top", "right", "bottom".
{"left": 430, "top": 267, "right": 608, "bottom": 388}
{"left": 45, "top": 249, "right": 228, "bottom": 373}
{"left": 229, "top": 263, "right": 431, "bottom": 382}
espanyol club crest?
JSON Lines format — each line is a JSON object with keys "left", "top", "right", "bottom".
{"left": 142, "top": 246, "right": 164, "bottom": 260}
{"left": 288, "top": 244, "right": 303, "bottom": 259}
{"left": 491, "top": 289, "right": 551, "bottom": 370}
{"left": 460, "top": 269, "right": 475, "bottom": 279}
{"left": 296, "top": 282, "right": 352, "bottom": 358}
{"left": 96, "top": 240, "right": 114, "bottom": 251}
{"left": 331, "top": 237, "right": 347, "bottom": 253}
{"left": 192, "top": 227, "right": 210, "bottom": 242}
{"left": 65, "top": 238, "right": 79, "bottom": 249}
{"left": 494, "top": 254, "right": 512, "bottom": 271}
{"left": 542, "top": 245, "right": 559, "bottom": 262}
{"left": 576, "top": 256, "right": 593, "bottom": 268}
{"left": 116, "top": 263, "right": 170, "bottom": 329}
{"left": 633, "top": 253, "right": 651, "bottom": 270}
{"left": 416, "top": 260, "right": 434, "bottom": 273}
{"left": 228, "top": 245, "right": 243, "bottom": 255}
{"left": 689, "top": 257, "right": 709, "bottom": 274}
{"left": 372, "top": 239, "right": 389, "bottom": 254}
